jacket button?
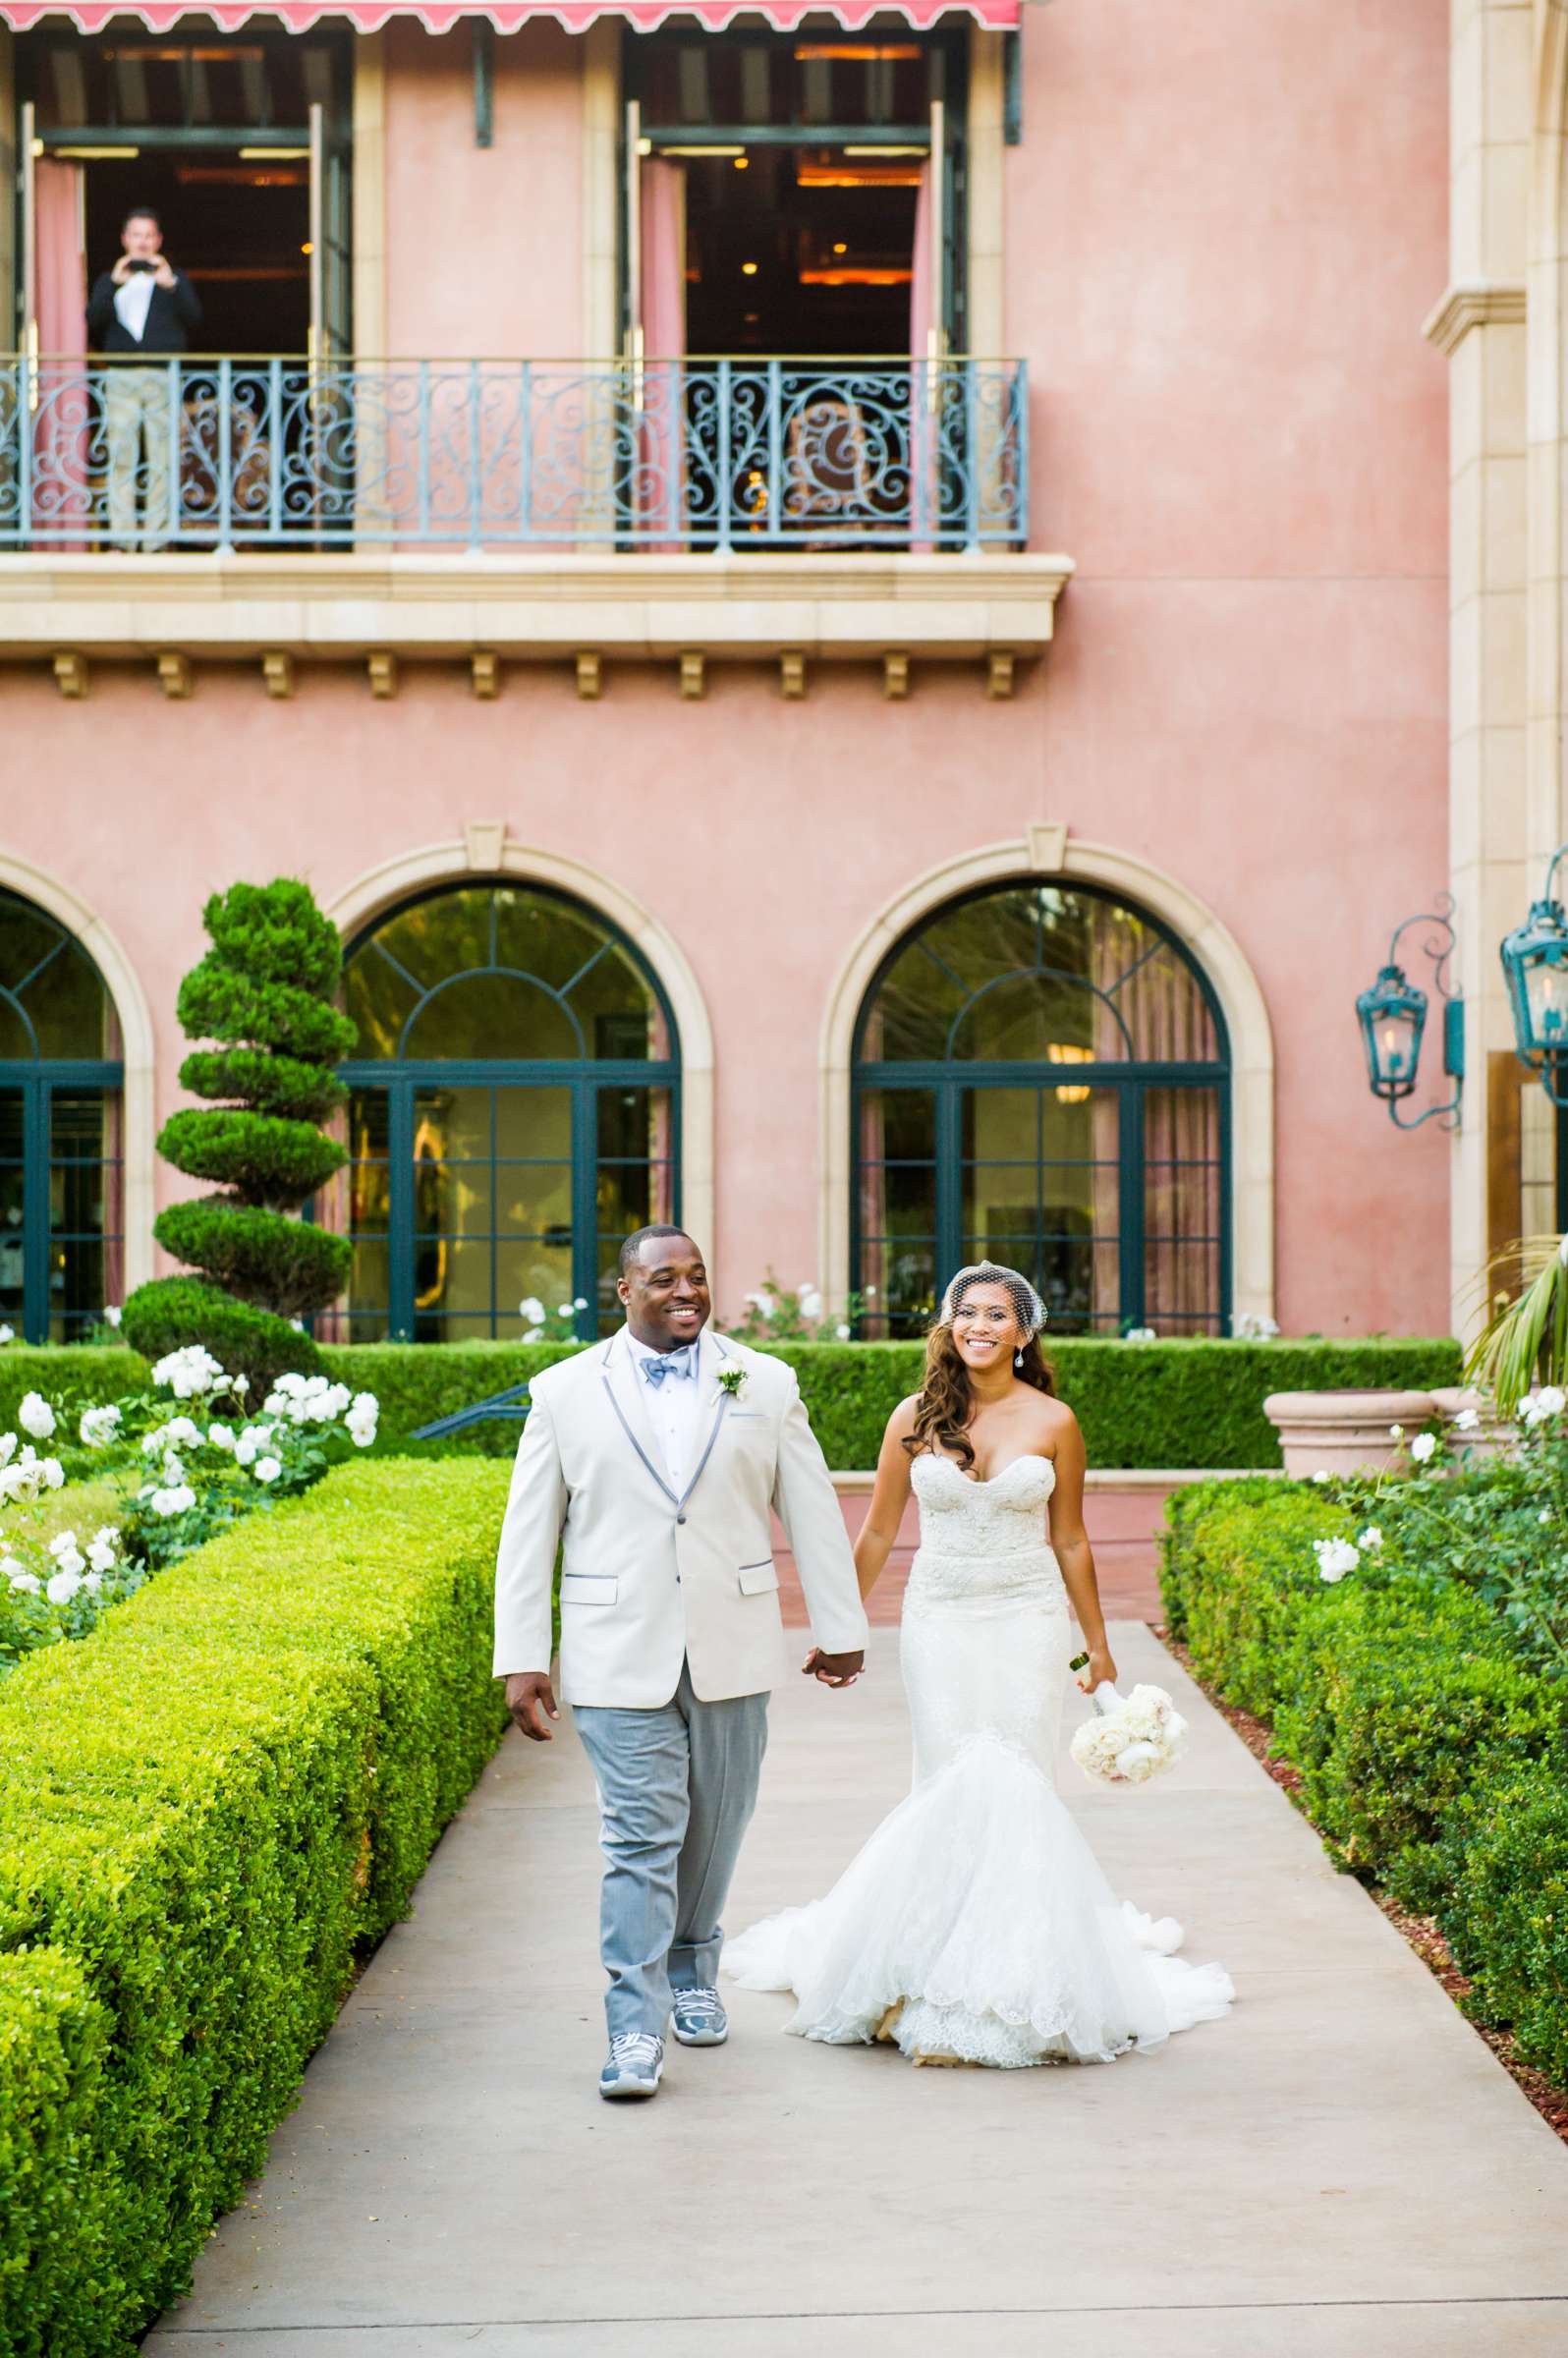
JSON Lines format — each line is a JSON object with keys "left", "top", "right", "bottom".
{"left": 676, "top": 1513, "right": 687, "bottom": 1525}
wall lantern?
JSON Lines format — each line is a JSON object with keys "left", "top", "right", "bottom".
{"left": 1355, "top": 896, "right": 1464, "bottom": 1130}
{"left": 1500, "top": 844, "right": 1568, "bottom": 1104}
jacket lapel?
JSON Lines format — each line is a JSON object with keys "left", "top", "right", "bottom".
{"left": 676, "top": 1332, "right": 733, "bottom": 1512}
{"left": 599, "top": 1329, "right": 679, "bottom": 1507}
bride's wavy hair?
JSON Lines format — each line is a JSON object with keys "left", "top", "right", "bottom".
{"left": 903, "top": 1263, "right": 1056, "bottom": 1471}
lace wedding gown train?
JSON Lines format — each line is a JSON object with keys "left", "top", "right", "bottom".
{"left": 724, "top": 1452, "right": 1234, "bottom": 2067}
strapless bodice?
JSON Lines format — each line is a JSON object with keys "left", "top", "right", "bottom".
{"left": 906, "top": 1451, "right": 1065, "bottom": 1607}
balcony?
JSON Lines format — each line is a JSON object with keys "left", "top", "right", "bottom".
{"left": 0, "top": 355, "right": 1072, "bottom": 692}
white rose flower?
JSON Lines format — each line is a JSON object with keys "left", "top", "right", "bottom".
{"left": 0, "top": 1324, "right": 12, "bottom": 1345}
{"left": 45, "top": 1567, "right": 82, "bottom": 1604}
{"left": 574, "top": 1297, "right": 588, "bottom": 1312}
{"left": 103, "top": 1305, "right": 122, "bottom": 1328}
{"left": 524, "top": 1326, "right": 544, "bottom": 1343}
{"left": 0, "top": 1434, "right": 15, "bottom": 1468}
{"left": 1389, "top": 1424, "right": 1404, "bottom": 1441}
{"left": 79, "top": 1403, "right": 123, "bottom": 1448}
{"left": 1357, "top": 1525, "right": 1384, "bottom": 1550}
{"left": 83, "top": 1571, "right": 102, "bottom": 1596}
{"left": 206, "top": 1423, "right": 235, "bottom": 1452}
{"left": 165, "top": 1417, "right": 201, "bottom": 1450}
{"left": 18, "top": 1393, "right": 55, "bottom": 1440}
{"left": 519, "top": 1297, "right": 545, "bottom": 1325}
{"left": 40, "top": 1458, "right": 63, "bottom": 1490}
{"left": 1539, "top": 1385, "right": 1567, "bottom": 1421}
{"left": 86, "top": 1530, "right": 119, "bottom": 1574}
{"left": 8, "top": 1568, "right": 40, "bottom": 1595}
{"left": 162, "top": 1451, "right": 185, "bottom": 1488}
{"left": 1313, "top": 1537, "right": 1361, "bottom": 1583}
{"left": 1312, "top": 1470, "right": 1330, "bottom": 1485}
{"left": 1540, "top": 1508, "right": 1553, "bottom": 1526}
{"left": 1453, "top": 1407, "right": 1480, "bottom": 1433}
{"left": 1410, "top": 1432, "right": 1438, "bottom": 1464}
{"left": 1559, "top": 1232, "right": 1568, "bottom": 1267}
{"left": 836, "top": 1323, "right": 852, "bottom": 1340}
{"left": 1124, "top": 1326, "right": 1157, "bottom": 1344}
{"left": 253, "top": 1456, "right": 282, "bottom": 1485}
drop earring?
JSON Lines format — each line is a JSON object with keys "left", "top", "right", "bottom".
{"left": 1014, "top": 1348, "right": 1025, "bottom": 1369}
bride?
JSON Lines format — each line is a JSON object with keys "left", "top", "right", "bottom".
{"left": 724, "top": 1262, "right": 1234, "bottom": 2068}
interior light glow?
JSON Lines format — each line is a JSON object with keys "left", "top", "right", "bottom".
{"left": 741, "top": 260, "right": 758, "bottom": 275}
{"left": 793, "top": 43, "right": 923, "bottom": 59}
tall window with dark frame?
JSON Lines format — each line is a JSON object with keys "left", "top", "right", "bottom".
{"left": 852, "top": 883, "right": 1231, "bottom": 1338}
{"left": 0, "top": 889, "right": 124, "bottom": 1342}
{"left": 317, "top": 884, "right": 680, "bottom": 1345}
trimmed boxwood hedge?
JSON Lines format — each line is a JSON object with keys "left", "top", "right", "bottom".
{"left": 0, "top": 1332, "right": 1461, "bottom": 1472}
{"left": 0, "top": 1456, "right": 512, "bottom": 2358}
{"left": 1162, "top": 1482, "right": 1568, "bottom": 2083}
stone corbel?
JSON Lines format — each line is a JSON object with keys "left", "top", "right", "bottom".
{"left": 679, "top": 650, "right": 705, "bottom": 701}
{"left": 575, "top": 651, "right": 602, "bottom": 701}
{"left": 471, "top": 650, "right": 499, "bottom": 700}
{"left": 261, "top": 650, "right": 294, "bottom": 700}
{"left": 51, "top": 650, "right": 87, "bottom": 699}
{"left": 156, "top": 650, "right": 192, "bottom": 699}
{"left": 367, "top": 651, "right": 398, "bottom": 699}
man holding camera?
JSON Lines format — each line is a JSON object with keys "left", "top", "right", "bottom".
{"left": 85, "top": 207, "right": 201, "bottom": 552}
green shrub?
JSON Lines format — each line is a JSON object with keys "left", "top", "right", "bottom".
{"left": 1160, "top": 1477, "right": 1343, "bottom": 1716}
{"left": 0, "top": 1947, "right": 112, "bottom": 2356}
{"left": 311, "top": 1333, "right": 1461, "bottom": 1469}
{"left": 1275, "top": 1581, "right": 1565, "bottom": 1906}
{"left": 125, "top": 879, "right": 357, "bottom": 1392}
{"left": 0, "top": 1456, "right": 511, "bottom": 2357}
{"left": 1440, "top": 1762, "right": 1568, "bottom": 2084}
{"left": 1166, "top": 1477, "right": 1568, "bottom": 2086}
{"left": 1, "top": 1332, "right": 1463, "bottom": 1471}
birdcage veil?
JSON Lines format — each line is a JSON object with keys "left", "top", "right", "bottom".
{"left": 938, "top": 1262, "right": 1048, "bottom": 1339}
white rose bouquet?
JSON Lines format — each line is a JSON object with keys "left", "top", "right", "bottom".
{"left": 1070, "top": 1676, "right": 1190, "bottom": 1786}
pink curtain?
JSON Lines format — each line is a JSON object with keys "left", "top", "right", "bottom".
{"left": 33, "top": 158, "right": 91, "bottom": 548}
{"left": 908, "top": 160, "right": 934, "bottom": 552}
{"left": 639, "top": 157, "right": 686, "bottom": 550}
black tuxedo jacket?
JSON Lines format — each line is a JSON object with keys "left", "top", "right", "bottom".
{"left": 85, "top": 269, "right": 202, "bottom": 358}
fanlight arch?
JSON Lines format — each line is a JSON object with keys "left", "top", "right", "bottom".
{"left": 851, "top": 879, "right": 1231, "bottom": 1337}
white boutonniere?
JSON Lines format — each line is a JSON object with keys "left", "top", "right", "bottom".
{"left": 717, "top": 1365, "right": 749, "bottom": 1401}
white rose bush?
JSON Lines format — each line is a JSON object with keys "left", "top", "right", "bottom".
{"left": 0, "top": 1342, "right": 380, "bottom": 1676}
{"left": 1293, "top": 1386, "right": 1568, "bottom": 1669}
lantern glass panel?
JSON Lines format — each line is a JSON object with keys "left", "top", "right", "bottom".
{"left": 1523, "top": 954, "right": 1568, "bottom": 1056}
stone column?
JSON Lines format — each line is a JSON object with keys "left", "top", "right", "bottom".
{"left": 1427, "top": 0, "right": 1531, "bottom": 1334}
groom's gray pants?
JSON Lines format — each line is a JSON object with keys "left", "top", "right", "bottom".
{"left": 572, "top": 1658, "right": 769, "bottom": 2043}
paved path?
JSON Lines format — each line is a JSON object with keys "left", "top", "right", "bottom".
{"left": 146, "top": 1625, "right": 1568, "bottom": 2357}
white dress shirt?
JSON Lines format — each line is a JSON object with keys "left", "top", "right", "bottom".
{"left": 624, "top": 1325, "right": 707, "bottom": 1493}
{"left": 113, "top": 271, "right": 156, "bottom": 343}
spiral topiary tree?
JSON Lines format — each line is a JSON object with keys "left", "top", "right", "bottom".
{"left": 123, "top": 878, "right": 358, "bottom": 1391}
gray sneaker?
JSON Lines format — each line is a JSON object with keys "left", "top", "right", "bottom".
{"left": 670, "top": 1987, "right": 729, "bottom": 2047}
{"left": 599, "top": 2031, "right": 665, "bottom": 2101}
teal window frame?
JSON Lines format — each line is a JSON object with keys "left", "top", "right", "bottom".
{"left": 851, "top": 881, "right": 1232, "bottom": 1337}
{"left": 336, "top": 884, "right": 681, "bottom": 1345}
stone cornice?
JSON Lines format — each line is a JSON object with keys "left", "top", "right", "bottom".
{"left": 1422, "top": 280, "right": 1528, "bottom": 356}
{"left": 0, "top": 550, "right": 1075, "bottom": 664}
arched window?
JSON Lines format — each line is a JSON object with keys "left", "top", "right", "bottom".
{"left": 852, "top": 881, "right": 1230, "bottom": 1337}
{"left": 322, "top": 882, "right": 680, "bottom": 1342}
{"left": 0, "top": 889, "right": 124, "bottom": 1340}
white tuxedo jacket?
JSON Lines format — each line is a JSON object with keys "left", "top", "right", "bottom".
{"left": 492, "top": 1326, "right": 869, "bottom": 1707}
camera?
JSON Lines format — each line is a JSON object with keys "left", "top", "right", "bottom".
{"left": 126, "top": 256, "right": 155, "bottom": 273}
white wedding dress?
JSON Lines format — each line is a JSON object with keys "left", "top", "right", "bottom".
{"left": 724, "top": 1452, "right": 1234, "bottom": 2066}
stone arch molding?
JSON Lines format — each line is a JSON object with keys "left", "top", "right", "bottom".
{"left": 0, "top": 852, "right": 158, "bottom": 1298}
{"left": 322, "top": 838, "right": 717, "bottom": 1265}
{"left": 817, "top": 835, "right": 1276, "bottom": 1328}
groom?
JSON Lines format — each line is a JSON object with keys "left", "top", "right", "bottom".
{"left": 494, "top": 1225, "right": 868, "bottom": 2101}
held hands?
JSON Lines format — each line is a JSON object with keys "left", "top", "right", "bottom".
{"left": 505, "top": 1670, "right": 559, "bottom": 1742}
{"left": 1074, "top": 1643, "right": 1118, "bottom": 1695}
{"left": 801, "top": 1647, "right": 865, "bottom": 1689}
{"left": 110, "top": 256, "right": 133, "bottom": 285}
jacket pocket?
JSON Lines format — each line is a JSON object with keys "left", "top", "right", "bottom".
{"left": 737, "top": 1560, "right": 779, "bottom": 1598}
{"left": 560, "top": 1572, "right": 618, "bottom": 1607}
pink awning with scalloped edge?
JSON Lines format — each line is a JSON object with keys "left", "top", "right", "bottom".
{"left": 0, "top": 1, "right": 1019, "bottom": 30}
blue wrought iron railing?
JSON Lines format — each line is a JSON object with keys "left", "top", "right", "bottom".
{"left": 0, "top": 354, "right": 1028, "bottom": 553}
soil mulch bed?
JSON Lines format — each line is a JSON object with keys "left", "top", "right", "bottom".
{"left": 1155, "top": 1625, "right": 1568, "bottom": 2150}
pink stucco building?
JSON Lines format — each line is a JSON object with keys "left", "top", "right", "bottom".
{"left": 0, "top": 0, "right": 1463, "bottom": 1347}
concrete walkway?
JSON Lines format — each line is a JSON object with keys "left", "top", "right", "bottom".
{"left": 146, "top": 1626, "right": 1568, "bottom": 2357}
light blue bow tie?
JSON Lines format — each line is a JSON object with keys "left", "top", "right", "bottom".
{"left": 642, "top": 1344, "right": 696, "bottom": 1387}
